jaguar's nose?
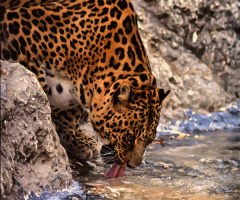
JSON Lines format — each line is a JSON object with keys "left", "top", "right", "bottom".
{"left": 127, "top": 158, "right": 142, "bottom": 168}
{"left": 127, "top": 146, "right": 144, "bottom": 168}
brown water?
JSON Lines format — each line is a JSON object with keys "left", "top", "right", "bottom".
{"left": 72, "top": 131, "right": 240, "bottom": 200}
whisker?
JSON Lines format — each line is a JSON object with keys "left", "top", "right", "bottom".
{"left": 101, "top": 149, "right": 115, "bottom": 152}
{"left": 103, "top": 145, "right": 114, "bottom": 151}
{"left": 101, "top": 152, "right": 116, "bottom": 156}
{"left": 101, "top": 144, "right": 118, "bottom": 164}
{"left": 105, "top": 156, "right": 117, "bottom": 163}
{"left": 101, "top": 148, "right": 117, "bottom": 154}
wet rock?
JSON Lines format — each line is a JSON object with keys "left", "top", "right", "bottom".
{"left": 27, "top": 182, "right": 86, "bottom": 200}
{"left": 158, "top": 102, "right": 240, "bottom": 134}
{"left": 227, "top": 102, "right": 240, "bottom": 114}
{"left": 0, "top": 61, "right": 72, "bottom": 199}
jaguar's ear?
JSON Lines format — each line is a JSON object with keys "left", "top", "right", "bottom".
{"left": 158, "top": 89, "right": 170, "bottom": 102}
{"left": 118, "top": 83, "right": 131, "bottom": 102}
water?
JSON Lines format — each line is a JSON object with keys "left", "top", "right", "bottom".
{"left": 72, "top": 131, "right": 240, "bottom": 200}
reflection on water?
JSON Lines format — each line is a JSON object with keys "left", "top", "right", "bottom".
{"left": 72, "top": 131, "right": 240, "bottom": 200}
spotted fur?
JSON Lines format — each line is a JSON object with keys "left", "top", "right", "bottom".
{"left": 0, "top": 0, "right": 170, "bottom": 167}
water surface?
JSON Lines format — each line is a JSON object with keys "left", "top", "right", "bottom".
{"left": 72, "top": 131, "right": 240, "bottom": 200}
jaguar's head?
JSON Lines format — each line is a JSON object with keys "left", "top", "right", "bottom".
{"left": 90, "top": 75, "right": 170, "bottom": 177}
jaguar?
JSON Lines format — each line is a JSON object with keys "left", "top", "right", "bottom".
{"left": 0, "top": 0, "right": 170, "bottom": 178}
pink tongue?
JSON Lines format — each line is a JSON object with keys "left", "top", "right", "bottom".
{"left": 104, "top": 163, "right": 126, "bottom": 178}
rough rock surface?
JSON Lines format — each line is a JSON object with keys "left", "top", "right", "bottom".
{"left": 132, "top": 0, "right": 240, "bottom": 123}
{"left": 0, "top": 61, "right": 72, "bottom": 200}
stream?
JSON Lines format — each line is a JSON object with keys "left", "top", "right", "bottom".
{"left": 71, "top": 131, "right": 240, "bottom": 200}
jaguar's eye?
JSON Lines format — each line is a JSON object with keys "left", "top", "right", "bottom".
{"left": 127, "top": 134, "right": 135, "bottom": 148}
{"left": 127, "top": 134, "right": 134, "bottom": 142}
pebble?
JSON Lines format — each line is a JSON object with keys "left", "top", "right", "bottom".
{"left": 229, "top": 160, "right": 239, "bottom": 167}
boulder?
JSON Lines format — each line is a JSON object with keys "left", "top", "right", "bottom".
{"left": 0, "top": 61, "right": 72, "bottom": 200}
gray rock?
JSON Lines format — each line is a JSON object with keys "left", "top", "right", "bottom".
{"left": 132, "top": 0, "right": 240, "bottom": 123}
{"left": 0, "top": 61, "right": 72, "bottom": 200}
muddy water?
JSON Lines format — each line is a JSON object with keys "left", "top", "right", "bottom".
{"left": 72, "top": 131, "right": 240, "bottom": 200}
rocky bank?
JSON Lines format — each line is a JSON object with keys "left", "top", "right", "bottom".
{"left": 132, "top": 0, "right": 240, "bottom": 123}
{"left": 1, "top": 61, "right": 72, "bottom": 200}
